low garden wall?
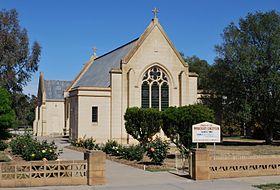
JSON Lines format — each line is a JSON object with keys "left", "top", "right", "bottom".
{"left": 191, "top": 149, "right": 280, "bottom": 180}
{"left": 209, "top": 157, "right": 280, "bottom": 179}
{"left": 0, "top": 151, "right": 105, "bottom": 188}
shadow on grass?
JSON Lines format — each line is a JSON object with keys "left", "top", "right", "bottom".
{"left": 138, "top": 161, "right": 163, "bottom": 166}
{"left": 253, "top": 183, "right": 280, "bottom": 190}
{"left": 220, "top": 140, "right": 280, "bottom": 146}
{"left": 220, "top": 141, "right": 266, "bottom": 146}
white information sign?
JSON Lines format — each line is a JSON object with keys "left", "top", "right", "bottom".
{"left": 192, "top": 122, "right": 221, "bottom": 143}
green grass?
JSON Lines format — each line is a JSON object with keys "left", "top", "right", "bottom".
{"left": 223, "top": 136, "right": 255, "bottom": 140}
{"left": 0, "top": 151, "right": 11, "bottom": 162}
{"left": 254, "top": 183, "right": 280, "bottom": 190}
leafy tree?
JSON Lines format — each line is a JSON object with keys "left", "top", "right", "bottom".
{"left": 182, "top": 54, "right": 211, "bottom": 89}
{"left": 0, "top": 9, "right": 40, "bottom": 127}
{"left": 161, "top": 104, "right": 214, "bottom": 153}
{"left": 0, "top": 9, "right": 41, "bottom": 93}
{"left": 13, "top": 94, "right": 37, "bottom": 127}
{"left": 207, "top": 11, "right": 280, "bottom": 144}
{"left": 124, "top": 107, "right": 162, "bottom": 146}
{"left": 0, "top": 87, "right": 16, "bottom": 139}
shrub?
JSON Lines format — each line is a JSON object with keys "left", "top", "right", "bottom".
{"left": 120, "top": 145, "right": 145, "bottom": 161}
{"left": 146, "top": 137, "right": 169, "bottom": 165}
{"left": 9, "top": 134, "right": 35, "bottom": 155}
{"left": 102, "top": 140, "right": 121, "bottom": 156}
{"left": 222, "top": 124, "right": 241, "bottom": 137}
{"left": 102, "top": 140, "right": 145, "bottom": 161}
{"left": 161, "top": 104, "right": 214, "bottom": 153}
{"left": 0, "top": 88, "right": 16, "bottom": 140}
{"left": 9, "top": 134, "right": 60, "bottom": 161}
{"left": 124, "top": 107, "right": 162, "bottom": 146}
{"left": 71, "top": 136, "right": 99, "bottom": 150}
{"left": 0, "top": 141, "right": 8, "bottom": 151}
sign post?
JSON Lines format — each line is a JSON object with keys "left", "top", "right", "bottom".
{"left": 192, "top": 122, "right": 221, "bottom": 159}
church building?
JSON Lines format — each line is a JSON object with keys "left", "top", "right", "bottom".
{"left": 33, "top": 72, "right": 71, "bottom": 136}
{"left": 33, "top": 11, "right": 199, "bottom": 143}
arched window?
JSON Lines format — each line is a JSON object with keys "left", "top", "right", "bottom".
{"left": 141, "top": 66, "right": 169, "bottom": 110}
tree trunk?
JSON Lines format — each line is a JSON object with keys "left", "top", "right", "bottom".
{"left": 264, "top": 126, "right": 273, "bottom": 144}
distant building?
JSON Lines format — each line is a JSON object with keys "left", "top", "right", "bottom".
{"left": 33, "top": 73, "right": 71, "bottom": 136}
{"left": 33, "top": 13, "right": 199, "bottom": 143}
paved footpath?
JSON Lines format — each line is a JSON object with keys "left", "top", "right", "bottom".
{"left": 3, "top": 136, "right": 279, "bottom": 190}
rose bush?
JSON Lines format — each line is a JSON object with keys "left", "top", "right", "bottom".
{"left": 9, "top": 134, "right": 61, "bottom": 161}
{"left": 70, "top": 136, "right": 99, "bottom": 150}
{"left": 146, "top": 137, "right": 169, "bottom": 165}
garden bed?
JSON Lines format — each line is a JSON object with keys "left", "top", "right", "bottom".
{"left": 0, "top": 151, "right": 11, "bottom": 162}
{"left": 65, "top": 145, "right": 182, "bottom": 172}
{"left": 2, "top": 149, "right": 25, "bottom": 162}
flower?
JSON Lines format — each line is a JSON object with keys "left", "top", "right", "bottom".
{"left": 42, "top": 158, "right": 48, "bottom": 161}
{"left": 49, "top": 149, "right": 53, "bottom": 152}
{"left": 31, "top": 153, "right": 35, "bottom": 157}
{"left": 42, "top": 149, "right": 46, "bottom": 153}
{"left": 150, "top": 148, "right": 155, "bottom": 152}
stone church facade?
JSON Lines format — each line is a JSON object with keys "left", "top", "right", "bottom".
{"left": 33, "top": 16, "right": 198, "bottom": 143}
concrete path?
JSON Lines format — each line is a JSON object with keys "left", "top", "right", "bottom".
{"left": 5, "top": 136, "right": 279, "bottom": 190}
{"left": 36, "top": 136, "right": 84, "bottom": 160}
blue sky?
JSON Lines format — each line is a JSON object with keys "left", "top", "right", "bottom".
{"left": 1, "top": 0, "right": 280, "bottom": 95}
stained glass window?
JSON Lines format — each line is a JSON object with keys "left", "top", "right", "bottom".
{"left": 161, "top": 82, "right": 169, "bottom": 110}
{"left": 141, "top": 81, "right": 149, "bottom": 108}
{"left": 141, "top": 66, "right": 169, "bottom": 110}
{"left": 151, "top": 82, "right": 159, "bottom": 108}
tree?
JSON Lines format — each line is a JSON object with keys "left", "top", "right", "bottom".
{"left": 207, "top": 11, "right": 280, "bottom": 144}
{"left": 0, "top": 9, "right": 41, "bottom": 127}
{"left": 124, "top": 107, "right": 162, "bottom": 146}
{"left": 161, "top": 104, "right": 214, "bottom": 153}
{"left": 12, "top": 94, "right": 37, "bottom": 127}
{"left": 182, "top": 55, "right": 211, "bottom": 89}
{"left": 0, "top": 9, "right": 41, "bottom": 93}
{"left": 0, "top": 88, "right": 16, "bottom": 139}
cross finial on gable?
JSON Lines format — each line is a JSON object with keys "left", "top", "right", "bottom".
{"left": 93, "top": 47, "right": 97, "bottom": 56}
{"left": 152, "top": 7, "right": 159, "bottom": 19}
{"left": 89, "top": 46, "right": 97, "bottom": 62}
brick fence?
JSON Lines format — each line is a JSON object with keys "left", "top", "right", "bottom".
{"left": 0, "top": 151, "right": 105, "bottom": 188}
{"left": 191, "top": 149, "right": 280, "bottom": 180}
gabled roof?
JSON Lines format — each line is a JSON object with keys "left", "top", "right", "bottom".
{"left": 122, "top": 18, "right": 187, "bottom": 68}
{"left": 73, "top": 39, "right": 138, "bottom": 88}
{"left": 44, "top": 80, "right": 72, "bottom": 100}
{"left": 70, "top": 18, "right": 187, "bottom": 90}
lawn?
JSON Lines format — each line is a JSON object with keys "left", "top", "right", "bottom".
{"left": 207, "top": 137, "right": 280, "bottom": 158}
{"left": 254, "top": 183, "right": 280, "bottom": 190}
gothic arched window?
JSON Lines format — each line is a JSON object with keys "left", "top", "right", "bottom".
{"left": 141, "top": 66, "right": 169, "bottom": 110}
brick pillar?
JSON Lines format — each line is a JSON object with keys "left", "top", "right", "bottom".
{"left": 84, "top": 151, "right": 106, "bottom": 185}
{"left": 191, "top": 149, "right": 210, "bottom": 180}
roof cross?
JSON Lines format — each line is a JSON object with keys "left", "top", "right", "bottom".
{"left": 152, "top": 7, "right": 159, "bottom": 19}
{"left": 93, "top": 47, "right": 97, "bottom": 56}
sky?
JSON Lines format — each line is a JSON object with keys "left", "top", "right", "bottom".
{"left": 1, "top": 0, "right": 280, "bottom": 95}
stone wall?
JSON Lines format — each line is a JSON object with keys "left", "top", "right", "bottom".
{"left": 191, "top": 149, "right": 280, "bottom": 180}
{"left": 0, "top": 151, "right": 106, "bottom": 188}
{"left": 209, "top": 157, "right": 280, "bottom": 179}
